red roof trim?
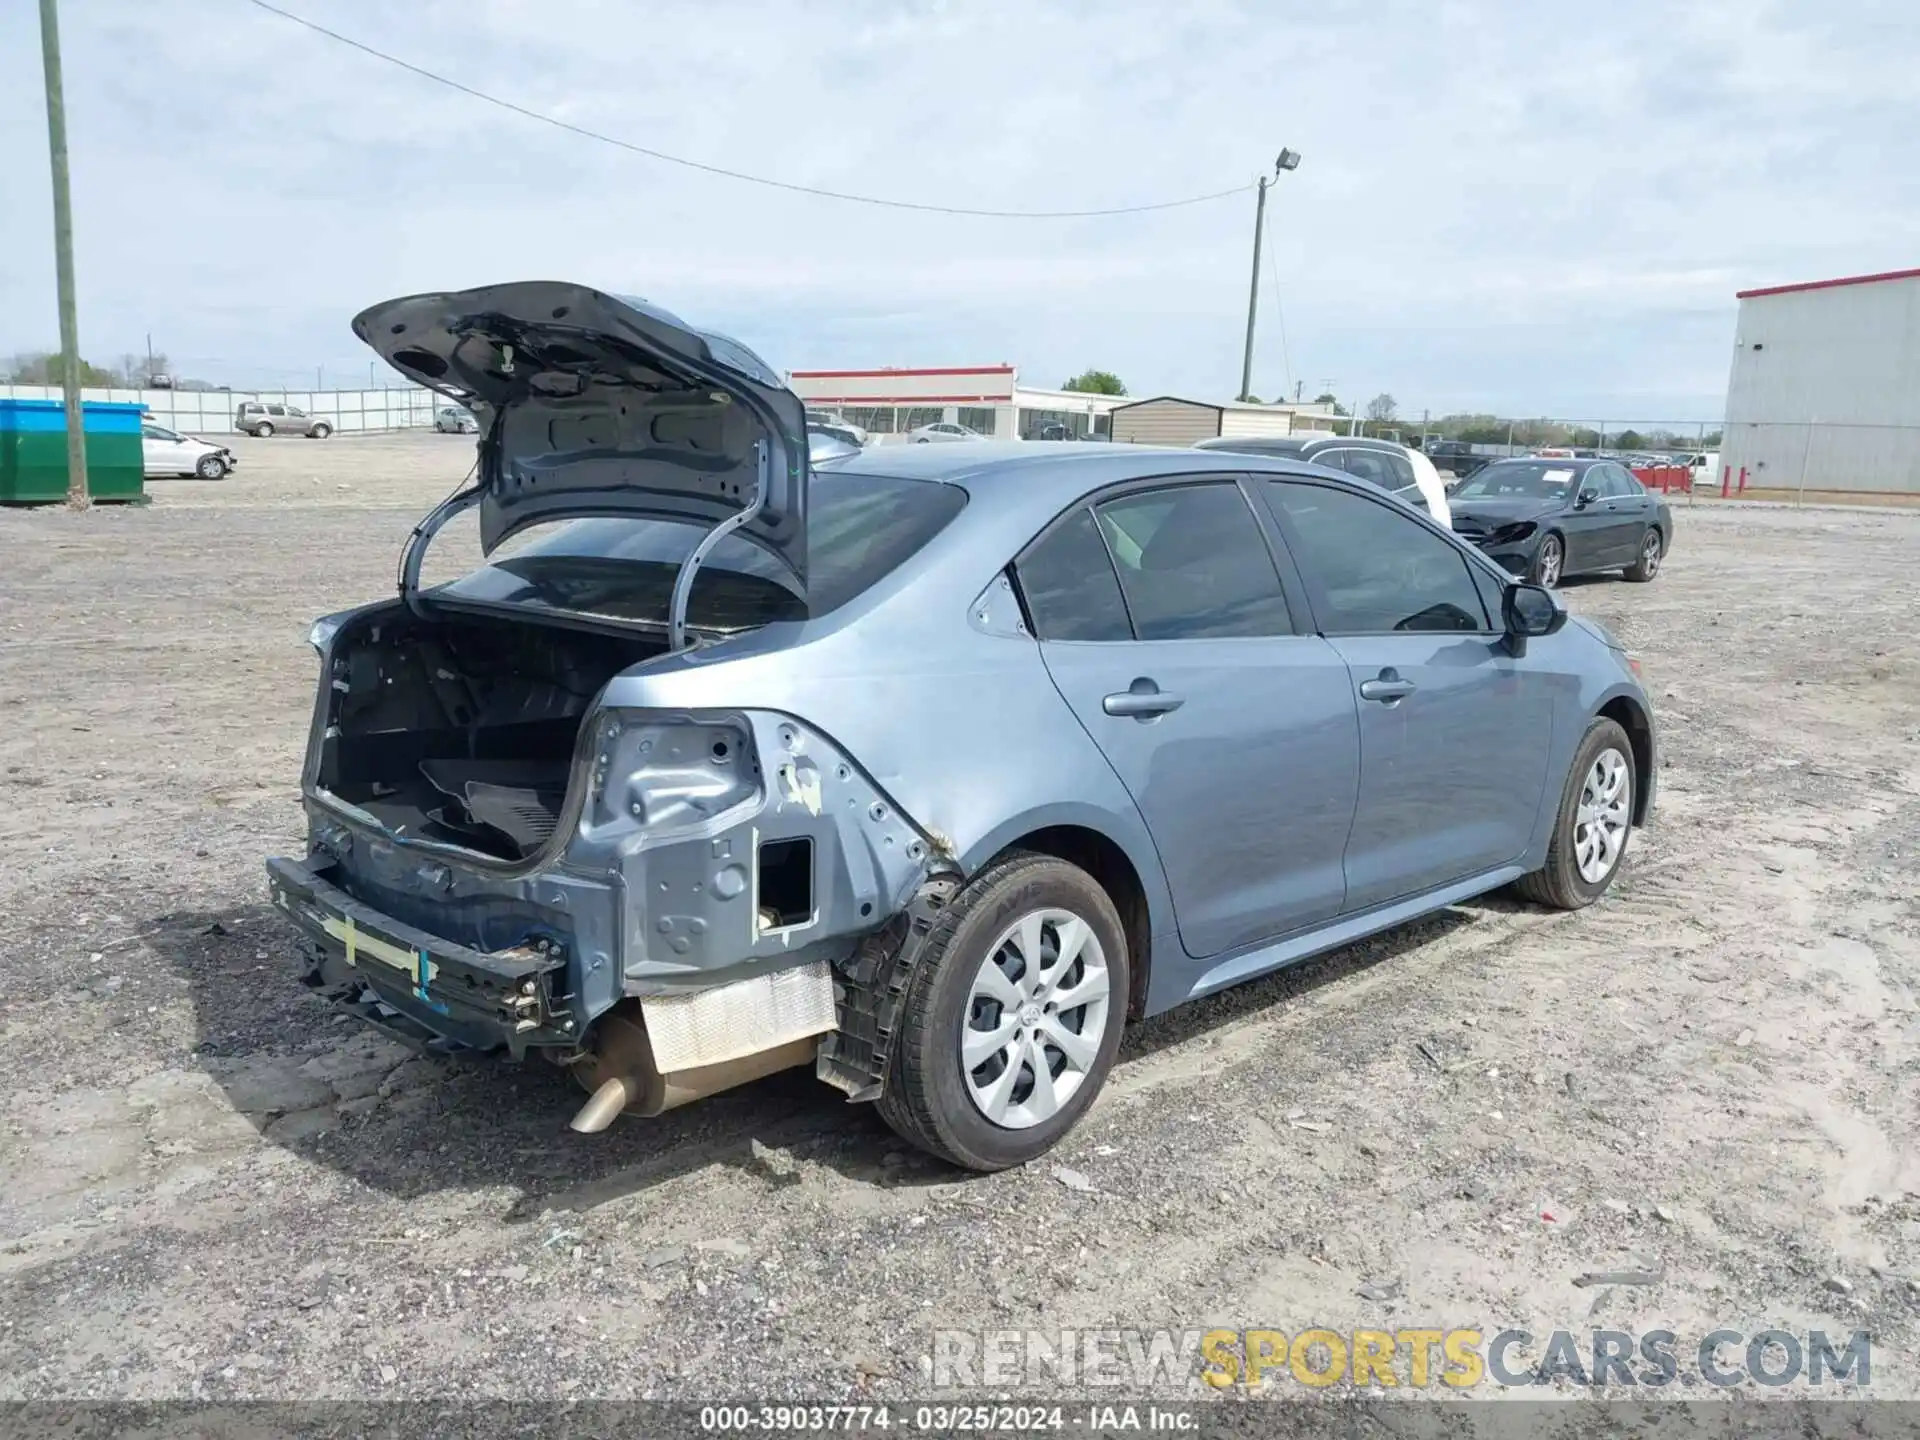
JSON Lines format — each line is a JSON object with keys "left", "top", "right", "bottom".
{"left": 790, "top": 366, "right": 1015, "bottom": 379}
{"left": 1736, "top": 266, "right": 1920, "bottom": 300}
{"left": 800, "top": 394, "right": 1009, "bottom": 404}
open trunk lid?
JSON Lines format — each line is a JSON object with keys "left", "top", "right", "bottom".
{"left": 354, "top": 282, "right": 810, "bottom": 598}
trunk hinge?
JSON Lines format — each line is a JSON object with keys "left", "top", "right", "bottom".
{"left": 395, "top": 411, "right": 497, "bottom": 619}
{"left": 666, "top": 438, "right": 771, "bottom": 652}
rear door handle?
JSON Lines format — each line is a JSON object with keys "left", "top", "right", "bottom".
{"left": 1103, "top": 682, "right": 1184, "bottom": 718}
{"left": 1359, "top": 671, "right": 1416, "bottom": 704}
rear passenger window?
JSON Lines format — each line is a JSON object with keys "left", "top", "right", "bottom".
{"left": 1266, "top": 481, "right": 1489, "bottom": 634}
{"left": 1015, "top": 508, "right": 1132, "bottom": 641}
{"left": 1338, "top": 451, "right": 1395, "bottom": 491}
{"left": 1093, "top": 483, "right": 1292, "bottom": 640}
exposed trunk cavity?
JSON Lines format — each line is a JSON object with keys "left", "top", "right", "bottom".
{"left": 315, "top": 609, "right": 663, "bottom": 862}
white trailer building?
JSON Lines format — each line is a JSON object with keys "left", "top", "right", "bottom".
{"left": 1722, "top": 266, "right": 1920, "bottom": 500}
{"left": 786, "top": 366, "right": 1130, "bottom": 442}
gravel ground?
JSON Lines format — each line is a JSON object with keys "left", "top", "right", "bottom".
{"left": 1, "top": 433, "right": 1916, "bottom": 1408}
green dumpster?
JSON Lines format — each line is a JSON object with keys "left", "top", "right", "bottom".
{"left": 0, "top": 398, "right": 146, "bottom": 504}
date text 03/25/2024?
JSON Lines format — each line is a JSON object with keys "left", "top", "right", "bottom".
{"left": 698, "top": 1404, "right": 1197, "bottom": 1432}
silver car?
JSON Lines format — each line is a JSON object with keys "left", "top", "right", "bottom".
{"left": 268, "top": 282, "right": 1656, "bottom": 1171}
{"left": 434, "top": 406, "right": 479, "bottom": 434}
{"left": 235, "top": 400, "right": 332, "bottom": 438}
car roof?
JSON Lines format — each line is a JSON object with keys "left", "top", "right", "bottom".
{"left": 825, "top": 440, "right": 1351, "bottom": 504}
{"left": 1198, "top": 434, "right": 1411, "bottom": 456}
{"left": 1490, "top": 455, "right": 1608, "bottom": 471}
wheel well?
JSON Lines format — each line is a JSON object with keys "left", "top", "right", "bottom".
{"left": 993, "top": 825, "right": 1151, "bottom": 1020}
{"left": 1598, "top": 696, "right": 1654, "bottom": 824}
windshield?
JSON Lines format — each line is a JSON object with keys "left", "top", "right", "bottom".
{"left": 1452, "top": 462, "right": 1582, "bottom": 500}
{"left": 437, "top": 471, "right": 965, "bottom": 631}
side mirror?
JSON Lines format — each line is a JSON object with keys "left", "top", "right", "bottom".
{"left": 1501, "top": 582, "right": 1564, "bottom": 656}
{"left": 1575, "top": 486, "right": 1599, "bottom": 508}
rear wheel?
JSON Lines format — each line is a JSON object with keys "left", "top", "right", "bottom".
{"left": 878, "top": 852, "right": 1128, "bottom": 1171}
{"left": 195, "top": 454, "right": 229, "bottom": 479}
{"left": 1530, "top": 533, "right": 1564, "bottom": 587}
{"left": 1623, "top": 527, "right": 1663, "bottom": 582}
{"left": 253, "top": 421, "right": 275, "bottom": 437}
{"left": 1514, "top": 717, "right": 1634, "bottom": 910}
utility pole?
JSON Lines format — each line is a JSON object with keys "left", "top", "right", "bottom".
{"left": 1238, "top": 148, "right": 1300, "bottom": 403}
{"left": 38, "top": 0, "right": 88, "bottom": 511}
{"left": 145, "top": 332, "right": 154, "bottom": 385}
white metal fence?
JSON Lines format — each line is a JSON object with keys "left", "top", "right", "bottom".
{"left": 0, "top": 383, "right": 440, "bottom": 436}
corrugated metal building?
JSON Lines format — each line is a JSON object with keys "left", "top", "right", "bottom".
{"left": 1722, "top": 267, "right": 1920, "bottom": 498}
{"left": 1109, "top": 396, "right": 1321, "bottom": 446}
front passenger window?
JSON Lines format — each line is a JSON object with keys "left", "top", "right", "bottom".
{"left": 1265, "top": 481, "right": 1489, "bottom": 634}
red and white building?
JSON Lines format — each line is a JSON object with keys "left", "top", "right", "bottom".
{"left": 786, "top": 365, "right": 1130, "bottom": 442}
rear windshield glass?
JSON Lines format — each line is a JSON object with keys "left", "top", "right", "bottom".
{"left": 437, "top": 471, "right": 965, "bottom": 631}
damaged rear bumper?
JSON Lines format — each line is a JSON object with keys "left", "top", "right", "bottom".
{"left": 270, "top": 707, "right": 955, "bottom": 1118}
{"left": 266, "top": 856, "right": 576, "bottom": 1057}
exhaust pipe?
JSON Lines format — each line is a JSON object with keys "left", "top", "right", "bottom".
{"left": 567, "top": 1001, "right": 817, "bottom": 1133}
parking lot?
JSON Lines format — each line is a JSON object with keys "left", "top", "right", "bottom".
{"left": 1, "top": 431, "right": 1916, "bottom": 1402}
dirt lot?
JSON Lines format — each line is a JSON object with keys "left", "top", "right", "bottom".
{"left": 1, "top": 433, "right": 1916, "bottom": 1406}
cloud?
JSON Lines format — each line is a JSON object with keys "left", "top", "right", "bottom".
{"left": 2, "top": 0, "right": 1914, "bottom": 416}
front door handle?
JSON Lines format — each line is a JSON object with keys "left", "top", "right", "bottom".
{"left": 1103, "top": 681, "right": 1184, "bottom": 719}
{"left": 1358, "top": 670, "right": 1416, "bottom": 704}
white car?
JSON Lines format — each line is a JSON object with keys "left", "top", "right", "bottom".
{"left": 805, "top": 409, "right": 868, "bottom": 446}
{"left": 1193, "top": 434, "right": 1452, "bottom": 528}
{"left": 909, "top": 421, "right": 990, "bottom": 443}
{"left": 434, "top": 406, "right": 479, "bottom": 434}
{"left": 141, "top": 420, "right": 235, "bottom": 479}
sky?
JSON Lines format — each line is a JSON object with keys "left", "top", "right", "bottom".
{"left": 3, "top": 0, "right": 1917, "bottom": 423}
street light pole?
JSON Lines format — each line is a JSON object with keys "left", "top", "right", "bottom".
{"left": 1238, "top": 149, "right": 1300, "bottom": 404}
{"left": 38, "top": 0, "right": 88, "bottom": 510}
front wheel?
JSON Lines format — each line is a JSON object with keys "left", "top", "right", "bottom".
{"left": 309, "top": 422, "right": 332, "bottom": 439}
{"left": 1530, "top": 533, "right": 1564, "bottom": 588}
{"left": 1623, "top": 527, "right": 1663, "bottom": 582}
{"left": 195, "top": 454, "right": 229, "bottom": 479}
{"left": 877, "top": 852, "right": 1128, "bottom": 1171}
{"left": 1514, "top": 717, "right": 1634, "bottom": 910}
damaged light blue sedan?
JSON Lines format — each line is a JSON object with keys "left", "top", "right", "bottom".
{"left": 267, "top": 282, "right": 1657, "bottom": 1171}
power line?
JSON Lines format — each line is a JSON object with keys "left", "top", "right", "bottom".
{"left": 243, "top": 0, "right": 1256, "bottom": 220}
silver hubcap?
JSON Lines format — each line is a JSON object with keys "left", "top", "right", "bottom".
{"left": 961, "top": 909, "right": 1111, "bottom": 1130}
{"left": 1539, "top": 540, "right": 1562, "bottom": 586}
{"left": 1642, "top": 535, "right": 1660, "bottom": 573}
{"left": 1574, "top": 748, "right": 1631, "bottom": 883}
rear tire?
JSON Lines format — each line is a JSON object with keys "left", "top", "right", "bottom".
{"left": 1623, "top": 527, "right": 1663, "bottom": 582}
{"left": 1514, "top": 717, "right": 1634, "bottom": 910}
{"left": 877, "top": 852, "right": 1128, "bottom": 1171}
{"left": 253, "top": 421, "right": 274, "bottom": 437}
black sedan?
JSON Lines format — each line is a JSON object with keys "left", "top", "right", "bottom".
{"left": 1448, "top": 457, "right": 1673, "bottom": 586}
